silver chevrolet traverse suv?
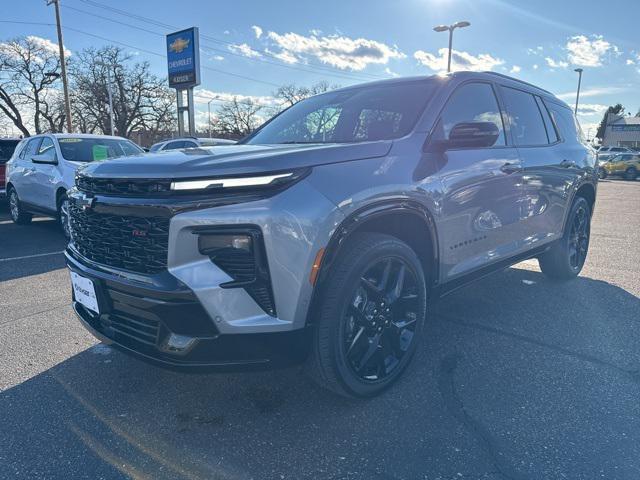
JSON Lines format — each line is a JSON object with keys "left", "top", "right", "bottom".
{"left": 66, "top": 72, "right": 597, "bottom": 397}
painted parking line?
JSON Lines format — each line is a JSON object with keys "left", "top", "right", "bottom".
{"left": 0, "top": 251, "right": 65, "bottom": 263}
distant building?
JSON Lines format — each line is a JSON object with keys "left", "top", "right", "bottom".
{"left": 602, "top": 113, "right": 640, "bottom": 148}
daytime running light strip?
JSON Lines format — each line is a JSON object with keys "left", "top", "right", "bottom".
{"left": 170, "top": 172, "right": 293, "bottom": 191}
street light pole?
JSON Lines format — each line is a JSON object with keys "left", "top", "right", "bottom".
{"left": 46, "top": 0, "right": 72, "bottom": 133}
{"left": 207, "top": 98, "right": 215, "bottom": 138}
{"left": 574, "top": 68, "right": 583, "bottom": 115}
{"left": 434, "top": 21, "right": 471, "bottom": 73}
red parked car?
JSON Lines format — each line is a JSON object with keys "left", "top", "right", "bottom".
{"left": 0, "top": 138, "right": 22, "bottom": 199}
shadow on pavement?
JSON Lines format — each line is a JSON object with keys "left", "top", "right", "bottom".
{"left": 2, "top": 266, "right": 639, "bottom": 479}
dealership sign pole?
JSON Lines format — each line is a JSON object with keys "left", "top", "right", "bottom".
{"left": 166, "top": 28, "right": 201, "bottom": 137}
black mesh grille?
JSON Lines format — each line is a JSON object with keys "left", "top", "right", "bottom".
{"left": 101, "top": 313, "right": 160, "bottom": 346}
{"left": 69, "top": 203, "right": 169, "bottom": 274}
{"left": 76, "top": 175, "right": 172, "bottom": 196}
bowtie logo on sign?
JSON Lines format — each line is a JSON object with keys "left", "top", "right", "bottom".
{"left": 169, "top": 37, "right": 190, "bottom": 54}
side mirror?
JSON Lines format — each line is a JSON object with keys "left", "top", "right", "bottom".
{"left": 447, "top": 122, "right": 500, "bottom": 149}
{"left": 31, "top": 154, "right": 58, "bottom": 165}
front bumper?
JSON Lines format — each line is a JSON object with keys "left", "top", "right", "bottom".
{"left": 66, "top": 251, "right": 311, "bottom": 370}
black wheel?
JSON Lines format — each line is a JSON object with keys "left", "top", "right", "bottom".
{"left": 57, "top": 193, "right": 71, "bottom": 240}
{"left": 306, "top": 233, "right": 427, "bottom": 398}
{"left": 7, "top": 187, "right": 33, "bottom": 225}
{"left": 625, "top": 167, "right": 638, "bottom": 181}
{"left": 598, "top": 169, "right": 607, "bottom": 179}
{"left": 538, "top": 196, "right": 591, "bottom": 280}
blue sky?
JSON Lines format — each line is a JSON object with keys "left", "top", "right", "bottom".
{"left": 3, "top": 0, "right": 640, "bottom": 135}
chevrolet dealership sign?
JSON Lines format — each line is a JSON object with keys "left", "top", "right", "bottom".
{"left": 166, "top": 27, "right": 200, "bottom": 89}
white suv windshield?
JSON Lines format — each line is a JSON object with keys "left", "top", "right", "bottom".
{"left": 244, "top": 81, "right": 437, "bottom": 145}
{"left": 58, "top": 137, "right": 144, "bottom": 162}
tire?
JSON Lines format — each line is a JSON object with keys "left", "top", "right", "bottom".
{"left": 625, "top": 167, "right": 638, "bottom": 181}
{"left": 538, "top": 196, "right": 591, "bottom": 280}
{"left": 598, "top": 169, "right": 607, "bottom": 180}
{"left": 7, "top": 187, "right": 33, "bottom": 225}
{"left": 306, "top": 233, "right": 427, "bottom": 398}
{"left": 57, "top": 193, "right": 71, "bottom": 240}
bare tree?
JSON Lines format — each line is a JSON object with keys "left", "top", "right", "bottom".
{"left": 70, "top": 46, "right": 176, "bottom": 137}
{"left": 273, "top": 81, "right": 338, "bottom": 107}
{"left": 0, "top": 36, "right": 63, "bottom": 136}
{"left": 215, "top": 97, "right": 263, "bottom": 136}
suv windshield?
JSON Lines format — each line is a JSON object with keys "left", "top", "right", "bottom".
{"left": 244, "top": 81, "right": 437, "bottom": 145}
{"left": 58, "top": 137, "right": 144, "bottom": 162}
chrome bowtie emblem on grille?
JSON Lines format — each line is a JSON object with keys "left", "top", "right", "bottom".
{"left": 75, "top": 192, "right": 95, "bottom": 211}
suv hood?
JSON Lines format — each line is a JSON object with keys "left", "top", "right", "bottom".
{"left": 78, "top": 142, "right": 392, "bottom": 179}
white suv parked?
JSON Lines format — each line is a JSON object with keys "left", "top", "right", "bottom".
{"left": 149, "top": 137, "right": 236, "bottom": 152}
{"left": 6, "top": 134, "right": 144, "bottom": 238}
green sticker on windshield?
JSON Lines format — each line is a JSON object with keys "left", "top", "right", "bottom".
{"left": 92, "top": 145, "right": 109, "bottom": 161}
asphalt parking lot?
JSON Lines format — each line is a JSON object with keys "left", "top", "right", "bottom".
{"left": 1, "top": 180, "right": 639, "bottom": 480}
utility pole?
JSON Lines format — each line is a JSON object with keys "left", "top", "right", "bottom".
{"left": 47, "top": 0, "right": 73, "bottom": 133}
{"left": 433, "top": 21, "right": 471, "bottom": 73}
{"left": 207, "top": 98, "right": 215, "bottom": 138}
{"left": 574, "top": 68, "right": 583, "bottom": 115}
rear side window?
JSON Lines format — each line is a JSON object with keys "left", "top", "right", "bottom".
{"left": 163, "top": 141, "right": 186, "bottom": 150}
{"left": 535, "top": 96, "right": 559, "bottom": 143}
{"left": 501, "top": 87, "right": 548, "bottom": 146}
{"left": 545, "top": 101, "right": 582, "bottom": 144}
{"left": 432, "top": 82, "right": 506, "bottom": 147}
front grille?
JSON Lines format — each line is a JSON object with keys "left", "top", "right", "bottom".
{"left": 69, "top": 203, "right": 169, "bottom": 274}
{"left": 101, "top": 313, "right": 160, "bottom": 346}
{"left": 77, "top": 175, "right": 172, "bottom": 196}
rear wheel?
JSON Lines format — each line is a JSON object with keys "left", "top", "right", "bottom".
{"left": 598, "top": 168, "right": 607, "bottom": 179}
{"left": 625, "top": 167, "right": 638, "bottom": 181}
{"left": 538, "top": 196, "right": 591, "bottom": 280}
{"left": 306, "top": 233, "right": 427, "bottom": 398}
{"left": 8, "top": 187, "right": 33, "bottom": 225}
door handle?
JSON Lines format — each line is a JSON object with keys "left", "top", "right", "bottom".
{"left": 560, "top": 159, "right": 576, "bottom": 168}
{"left": 500, "top": 162, "right": 520, "bottom": 174}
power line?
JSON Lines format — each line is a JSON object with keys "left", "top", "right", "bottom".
{"left": 73, "top": 0, "right": 387, "bottom": 82}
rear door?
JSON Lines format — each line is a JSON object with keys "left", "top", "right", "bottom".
{"left": 432, "top": 82, "right": 525, "bottom": 281}
{"left": 14, "top": 137, "right": 42, "bottom": 206}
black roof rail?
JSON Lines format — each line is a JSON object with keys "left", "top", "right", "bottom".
{"left": 481, "top": 71, "right": 554, "bottom": 96}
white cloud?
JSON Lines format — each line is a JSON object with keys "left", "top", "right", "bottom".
{"left": 566, "top": 35, "right": 615, "bottom": 67}
{"left": 0, "top": 35, "right": 71, "bottom": 62}
{"left": 533, "top": 64, "right": 539, "bottom": 70}
{"left": 194, "top": 89, "right": 278, "bottom": 107}
{"left": 576, "top": 103, "right": 608, "bottom": 116}
{"left": 545, "top": 57, "right": 569, "bottom": 69}
{"left": 527, "top": 46, "right": 543, "bottom": 55}
{"left": 510, "top": 65, "right": 521, "bottom": 74}
{"left": 265, "top": 48, "right": 298, "bottom": 64}
{"left": 414, "top": 48, "right": 503, "bottom": 73}
{"left": 211, "top": 55, "right": 225, "bottom": 61}
{"left": 626, "top": 58, "right": 635, "bottom": 65}
{"left": 556, "top": 85, "right": 630, "bottom": 101}
{"left": 251, "top": 26, "right": 263, "bottom": 39}
{"left": 228, "top": 43, "right": 262, "bottom": 59}
{"left": 265, "top": 31, "right": 405, "bottom": 71}
{"left": 384, "top": 67, "right": 399, "bottom": 77}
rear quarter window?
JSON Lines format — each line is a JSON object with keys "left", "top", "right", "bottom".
{"left": 545, "top": 101, "right": 583, "bottom": 144}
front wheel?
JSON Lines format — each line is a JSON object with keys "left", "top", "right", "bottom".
{"left": 58, "top": 194, "right": 71, "bottom": 240}
{"left": 538, "top": 196, "right": 591, "bottom": 280}
{"left": 306, "top": 233, "right": 427, "bottom": 398}
{"left": 8, "top": 187, "right": 33, "bottom": 225}
{"left": 625, "top": 167, "right": 638, "bottom": 181}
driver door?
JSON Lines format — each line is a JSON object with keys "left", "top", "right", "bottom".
{"left": 431, "top": 82, "right": 524, "bottom": 282}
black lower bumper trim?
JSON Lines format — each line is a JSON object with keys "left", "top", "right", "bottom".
{"left": 66, "top": 251, "right": 311, "bottom": 371}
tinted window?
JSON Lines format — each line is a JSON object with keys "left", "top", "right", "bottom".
{"left": 245, "top": 81, "right": 437, "bottom": 144}
{"left": 163, "top": 141, "right": 186, "bottom": 150}
{"left": 431, "top": 83, "right": 506, "bottom": 147}
{"left": 535, "top": 96, "right": 558, "bottom": 143}
{"left": 502, "top": 87, "right": 548, "bottom": 146}
{"left": 57, "top": 137, "right": 144, "bottom": 162}
{"left": 611, "top": 147, "right": 624, "bottom": 152}
{"left": 545, "top": 101, "right": 581, "bottom": 144}
{"left": 21, "top": 138, "right": 42, "bottom": 160}
{"left": 183, "top": 141, "right": 198, "bottom": 148}
{"left": 0, "top": 140, "right": 20, "bottom": 164}
{"left": 37, "top": 137, "right": 57, "bottom": 161}
{"left": 149, "top": 143, "right": 163, "bottom": 152}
